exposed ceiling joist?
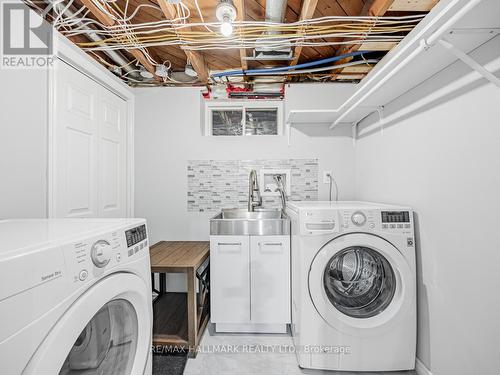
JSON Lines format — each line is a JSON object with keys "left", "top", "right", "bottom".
{"left": 388, "top": 0, "right": 439, "bottom": 12}
{"left": 290, "top": 0, "right": 319, "bottom": 66}
{"left": 80, "top": 0, "right": 114, "bottom": 27}
{"left": 80, "top": 0, "right": 161, "bottom": 81}
{"left": 363, "top": 0, "right": 398, "bottom": 17}
{"left": 129, "top": 49, "right": 159, "bottom": 78}
{"left": 330, "top": 0, "right": 397, "bottom": 77}
{"left": 157, "top": 0, "right": 209, "bottom": 83}
{"left": 233, "top": 0, "right": 248, "bottom": 70}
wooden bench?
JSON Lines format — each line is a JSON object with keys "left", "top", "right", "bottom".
{"left": 149, "top": 241, "right": 210, "bottom": 357}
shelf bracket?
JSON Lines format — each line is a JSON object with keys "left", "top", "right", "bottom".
{"left": 352, "top": 121, "right": 359, "bottom": 147}
{"left": 286, "top": 122, "right": 291, "bottom": 147}
{"left": 438, "top": 38, "right": 500, "bottom": 89}
{"left": 376, "top": 106, "right": 385, "bottom": 135}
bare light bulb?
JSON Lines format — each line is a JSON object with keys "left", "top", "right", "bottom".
{"left": 220, "top": 19, "right": 233, "bottom": 37}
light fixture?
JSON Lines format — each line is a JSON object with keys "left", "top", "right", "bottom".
{"left": 184, "top": 60, "right": 198, "bottom": 77}
{"left": 139, "top": 65, "right": 154, "bottom": 79}
{"left": 155, "top": 64, "right": 170, "bottom": 78}
{"left": 216, "top": 0, "right": 237, "bottom": 37}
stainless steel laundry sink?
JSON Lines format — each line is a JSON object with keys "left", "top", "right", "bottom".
{"left": 210, "top": 208, "right": 290, "bottom": 236}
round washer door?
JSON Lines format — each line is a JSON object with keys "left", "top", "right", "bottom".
{"left": 308, "top": 233, "right": 413, "bottom": 336}
{"left": 25, "top": 273, "right": 151, "bottom": 375}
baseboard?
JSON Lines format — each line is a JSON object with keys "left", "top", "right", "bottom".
{"left": 415, "top": 358, "right": 433, "bottom": 375}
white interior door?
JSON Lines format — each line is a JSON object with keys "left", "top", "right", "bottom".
{"left": 54, "top": 61, "right": 99, "bottom": 218}
{"left": 98, "top": 87, "right": 126, "bottom": 217}
{"left": 53, "top": 61, "right": 127, "bottom": 218}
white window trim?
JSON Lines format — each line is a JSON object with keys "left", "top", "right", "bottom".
{"left": 204, "top": 100, "right": 283, "bottom": 137}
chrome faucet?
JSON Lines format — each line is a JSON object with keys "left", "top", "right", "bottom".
{"left": 248, "top": 170, "right": 262, "bottom": 211}
{"left": 274, "top": 174, "right": 287, "bottom": 211}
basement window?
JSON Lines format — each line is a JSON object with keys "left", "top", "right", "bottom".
{"left": 205, "top": 101, "right": 283, "bottom": 137}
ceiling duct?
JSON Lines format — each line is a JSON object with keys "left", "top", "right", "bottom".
{"left": 251, "top": 0, "right": 292, "bottom": 61}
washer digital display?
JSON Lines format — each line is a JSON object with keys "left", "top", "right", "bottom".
{"left": 381, "top": 211, "right": 410, "bottom": 223}
{"left": 125, "top": 224, "right": 147, "bottom": 247}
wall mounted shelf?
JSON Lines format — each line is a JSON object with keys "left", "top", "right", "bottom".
{"left": 330, "top": 0, "right": 500, "bottom": 132}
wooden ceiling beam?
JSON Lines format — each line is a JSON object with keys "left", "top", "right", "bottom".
{"left": 80, "top": 0, "right": 161, "bottom": 81}
{"left": 290, "top": 0, "right": 319, "bottom": 66}
{"left": 157, "top": 0, "right": 209, "bottom": 83}
{"left": 388, "top": 0, "right": 439, "bottom": 12}
{"left": 233, "top": 0, "right": 248, "bottom": 70}
{"left": 128, "top": 49, "right": 158, "bottom": 78}
{"left": 363, "top": 0, "right": 398, "bottom": 16}
{"left": 330, "top": 0, "right": 396, "bottom": 78}
{"left": 80, "top": 0, "right": 115, "bottom": 27}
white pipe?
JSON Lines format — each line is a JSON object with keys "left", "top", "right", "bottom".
{"left": 331, "top": 0, "right": 485, "bottom": 128}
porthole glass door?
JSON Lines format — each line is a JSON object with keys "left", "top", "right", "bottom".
{"left": 308, "top": 233, "right": 413, "bottom": 334}
{"left": 323, "top": 246, "right": 396, "bottom": 319}
{"left": 59, "top": 299, "right": 138, "bottom": 375}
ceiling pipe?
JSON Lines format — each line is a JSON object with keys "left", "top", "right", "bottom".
{"left": 48, "top": 1, "right": 141, "bottom": 79}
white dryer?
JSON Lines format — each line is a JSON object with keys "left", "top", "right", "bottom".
{"left": 286, "top": 201, "right": 416, "bottom": 372}
{"left": 0, "top": 219, "right": 153, "bottom": 375}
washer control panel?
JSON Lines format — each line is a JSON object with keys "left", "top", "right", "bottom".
{"left": 340, "top": 209, "right": 413, "bottom": 233}
{"left": 297, "top": 207, "right": 413, "bottom": 235}
{"left": 63, "top": 222, "right": 148, "bottom": 285}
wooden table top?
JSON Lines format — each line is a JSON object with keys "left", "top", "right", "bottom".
{"left": 149, "top": 241, "right": 210, "bottom": 273}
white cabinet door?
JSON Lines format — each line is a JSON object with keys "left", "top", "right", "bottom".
{"left": 98, "top": 88, "right": 127, "bottom": 217}
{"left": 250, "top": 236, "right": 291, "bottom": 323}
{"left": 54, "top": 60, "right": 99, "bottom": 218}
{"left": 52, "top": 61, "right": 127, "bottom": 218}
{"left": 210, "top": 236, "right": 250, "bottom": 324}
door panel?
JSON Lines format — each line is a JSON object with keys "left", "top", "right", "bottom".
{"left": 65, "top": 128, "right": 94, "bottom": 216}
{"left": 250, "top": 236, "right": 290, "bottom": 323}
{"left": 55, "top": 61, "right": 99, "bottom": 218}
{"left": 53, "top": 61, "right": 127, "bottom": 218}
{"left": 99, "top": 90, "right": 126, "bottom": 217}
{"left": 210, "top": 236, "right": 250, "bottom": 323}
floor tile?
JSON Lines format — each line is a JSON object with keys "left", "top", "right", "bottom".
{"left": 183, "top": 325, "right": 417, "bottom": 375}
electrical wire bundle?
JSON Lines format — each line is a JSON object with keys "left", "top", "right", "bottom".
{"left": 27, "top": 0, "right": 425, "bottom": 85}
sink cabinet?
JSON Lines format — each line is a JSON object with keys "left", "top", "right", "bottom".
{"left": 210, "top": 235, "right": 290, "bottom": 333}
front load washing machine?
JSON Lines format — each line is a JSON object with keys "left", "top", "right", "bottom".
{"left": 286, "top": 201, "right": 416, "bottom": 372}
{"left": 0, "top": 218, "right": 153, "bottom": 375}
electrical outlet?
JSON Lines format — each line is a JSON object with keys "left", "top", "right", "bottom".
{"left": 323, "top": 171, "right": 332, "bottom": 184}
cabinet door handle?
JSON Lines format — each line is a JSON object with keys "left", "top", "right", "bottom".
{"left": 261, "top": 242, "right": 283, "bottom": 246}
{"left": 218, "top": 242, "right": 242, "bottom": 246}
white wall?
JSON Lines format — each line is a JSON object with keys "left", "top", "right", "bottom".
{"left": 134, "top": 84, "right": 357, "bottom": 244}
{"left": 0, "top": 68, "right": 48, "bottom": 218}
{"left": 355, "top": 79, "right": 500, "bottom": 373}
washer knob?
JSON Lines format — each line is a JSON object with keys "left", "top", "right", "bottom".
{"left": 91, "top": 240, "right": 112, "bottom": 268}
{"left": 351, "top": 211, "right": 367, "bottom": 226}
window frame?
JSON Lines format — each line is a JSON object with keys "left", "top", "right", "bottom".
{"left": 205, "top": 100, "right": 283, "bottom": 137}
